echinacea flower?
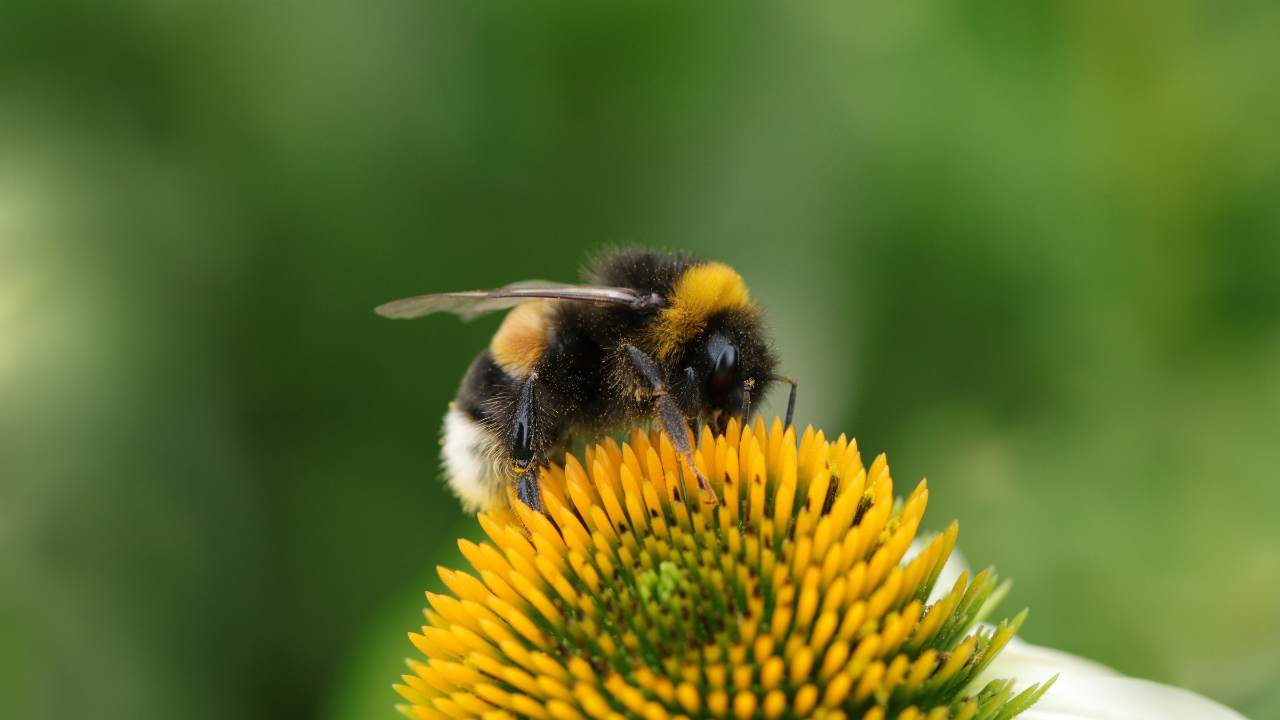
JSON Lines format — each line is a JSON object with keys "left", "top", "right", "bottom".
{"left": 396, "top": 419, "right": 1245, "bottom": 720}
{"left": 913, "top": 547, "right": 1246, "bottom": 720}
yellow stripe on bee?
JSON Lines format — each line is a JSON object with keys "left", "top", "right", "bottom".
{"left": 650, "top": 262, "right": 753, "bottom": 360}
{"left": 490, "top": 300, "right": 551, "bottom": 378}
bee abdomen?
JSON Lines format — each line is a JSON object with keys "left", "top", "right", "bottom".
{"left": 440, "top": 406, "right": 507, "bottom": 511}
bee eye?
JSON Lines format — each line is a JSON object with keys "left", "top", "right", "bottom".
{"left": 708, "top": 341, "right": 736, "bottom": 404}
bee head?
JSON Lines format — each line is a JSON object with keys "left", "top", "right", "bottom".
{"left": 678, "top": 312, "right": 777, "bottom": 435}
{"left": 645, "top": 260, "right": 779, "bottom": 433}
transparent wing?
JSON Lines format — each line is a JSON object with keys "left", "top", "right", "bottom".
{"left": 374, "top": 281, "right": 645, "bottom": 321}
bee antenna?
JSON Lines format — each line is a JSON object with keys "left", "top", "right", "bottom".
{"left": 771, "top": 375, "right": 798, "bottom": 429}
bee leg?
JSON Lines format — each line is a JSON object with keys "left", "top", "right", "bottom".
{"left": 683, "top": 366, "right": 700, "bottom": 409}
{"left": 772, "top": 374, "right": 798, "bottom": 429}
{"left": 675, "top": 365, "right": 709, "bottom": 428}
{"left": 624, "top": 345, "right": 719, "bottom": 506}
{"left": 515, "top": 468, "right": 543, "bottom": 513}
{"left": 657, "top": 393, "right": 720, "bottom": 506}
{"left": 509, "top": 373, "right": 545, "bottom": 512}
{"left": 680, "top": 366, "right": 709, "bottom": 430}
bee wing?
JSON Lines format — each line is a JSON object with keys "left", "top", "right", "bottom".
{"left": 374, "top": 282, "right": 647, "bottom": 321}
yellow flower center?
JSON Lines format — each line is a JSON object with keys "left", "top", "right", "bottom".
{"left": 396, "top": 418, "right": 1052, "bottom": 720}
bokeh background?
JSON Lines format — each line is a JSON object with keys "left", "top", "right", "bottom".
{"left": 3, "top": 1, "right": 1278, "bottom": 718}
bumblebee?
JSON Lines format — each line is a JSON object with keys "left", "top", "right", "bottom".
{"left": 376, "top": 248, "right": 796, "bottom": 512}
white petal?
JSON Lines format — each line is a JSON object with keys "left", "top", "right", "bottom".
{"left": 984, "top": 635, "right": 1120, "bottom": 681}
{"left": 983, "top": 637, "right": 1247, "bottom": 720}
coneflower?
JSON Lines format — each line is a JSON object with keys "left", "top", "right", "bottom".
{"left": 395, "top": 418, "right": 1244, "bottom": 720}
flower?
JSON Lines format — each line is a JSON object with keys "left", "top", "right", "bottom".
{"left": 985, "top": 639, "right": 1246, "bottom": 720}
{"left": 396, "top": 417, "right": 1062, "bottom": 719}
{"left": 396, "top": 418, "right": 1246, "bottom": 719}
{"left": 898, "top": 543, "right": 1247, "bottom": 720}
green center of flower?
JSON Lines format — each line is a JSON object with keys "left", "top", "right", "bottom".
{"left": 637, "top": 561, "right": 686, "bottom": 605}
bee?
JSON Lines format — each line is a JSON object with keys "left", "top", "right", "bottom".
{"left": 376, "top": 248, "right": 796, "bottom": 512}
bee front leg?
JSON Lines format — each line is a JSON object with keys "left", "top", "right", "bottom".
{"left": 623, "top": 345, "right": 719, "bottom": 506}
{"left": 515, "top": 469, "right": 542, "bottom": 513}
{"left": 508, "top": 373, "right": 544, "bottom": 512}
{"left": 680, "top": 366, "right": 701, "bottom": 415}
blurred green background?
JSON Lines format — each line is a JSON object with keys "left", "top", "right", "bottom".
{"left": 3, "top": 1, "right": 1278, "bottom": 718}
